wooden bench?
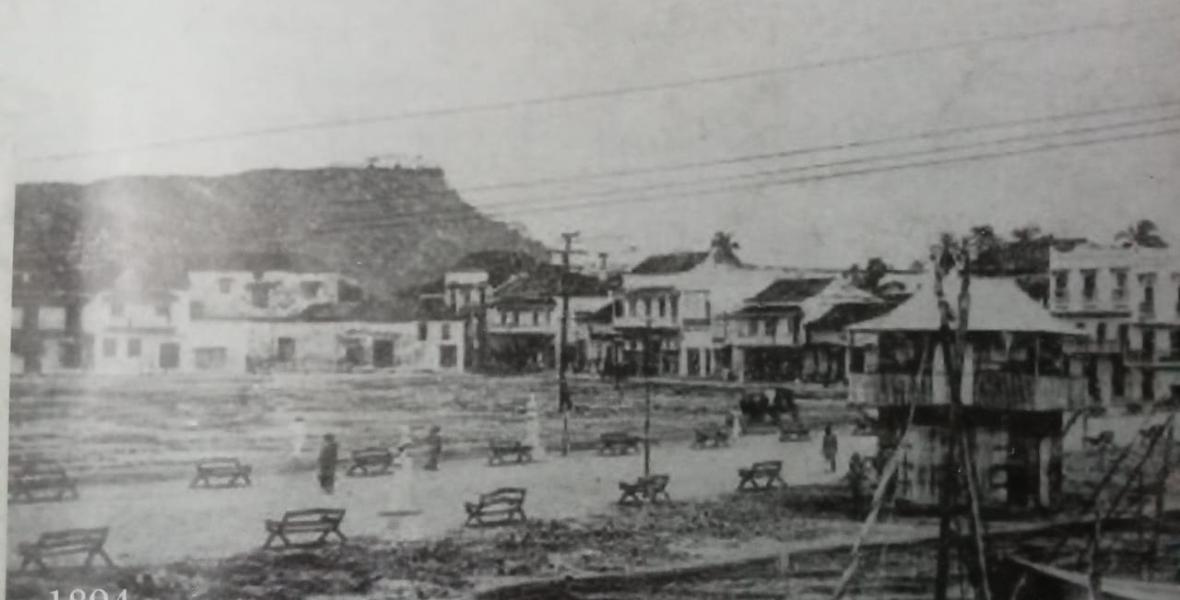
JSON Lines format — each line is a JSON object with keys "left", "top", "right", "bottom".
{"left": 18, "top": 528, "right": 114, "bottom": 573}
{"left": 599, "top": 431, "right": 642, "bottom": 455}
{"left": 617, "top": 474, "right": 671, "bottom": 505}
{"left": 346, "top": 447, "right": 394, "bottom": 476}
{"left": 487, "top": 439, "right": 533, "bottom": 466}
{"left": 692, "top": 424, "right": 729, "bottom": 449}
{"left": 263, "top": 508, "right": 347, "bottom": 549}
{"left": 737, "top": 460, "right": 787, "bottom": 491}
{"left": 190, "top": 457, "right": 253, "bottom": 488}
{"left": 464, "top": 487, "right": 527, "bottom": 527}
{"left": 778, "top": 423, "right": 811, "bottom": 442}
{"left": 8, "top": 460, "right": 79, "bottom": 503}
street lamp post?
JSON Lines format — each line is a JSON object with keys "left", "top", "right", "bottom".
{"left": 644, "top": 317, "right": 652, "bottom": 477}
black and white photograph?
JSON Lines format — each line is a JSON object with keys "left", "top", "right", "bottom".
{"left": 3, "top": 1, "right": 1180, "bottom": 598}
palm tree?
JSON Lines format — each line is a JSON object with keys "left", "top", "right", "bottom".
{"left": 1011, "top": 224, "right": 1043, "bottom": 243}
{"left": 1115, "top": 219, "right": 1168, "bottom": 249}
{"left": 710, "top": 231, "right": 742, "bottom": 265}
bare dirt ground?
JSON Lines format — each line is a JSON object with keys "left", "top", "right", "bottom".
{"left": 8, "top": 372, "right": 855, "bottom": 484}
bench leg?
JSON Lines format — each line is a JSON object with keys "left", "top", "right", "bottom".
{"left": 189, "top": 474, "right": 203, "bottom": 488}
{"left": 516, "top": 508, "right": 527, "bottom": 522}
{"left": 332, "top": 527, "right": 348, "bottom": 544}
{"left": 242, "top": 473, "right": 253, "bottom": 486}
{"left": 263, "top": 532, "right": 280, "bottom": 549}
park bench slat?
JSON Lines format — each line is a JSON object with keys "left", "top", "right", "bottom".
{"left": 691, "top": 423, "right": 729, "bottom": 449}
{"left": 618, "top": 474, "right": 672, "bottom": 505}
{"left": 263, "top": 508, "right": 347, "bottom": 549}
{"left": 464, "top": 487, "right": 527, "bottom": 527}
{"left": 737, "top": 460, "right": 787, "bottom": 492}
{"left": 18, "top": 527, "right": 114, "bottom": 573}
{"left": 346, "top": 447, "right": 395, "bottom": 476}
{"left": 191, "top": 457, "right": 252, "bottom": 489}
{"left": 487, "top": 439, "right": 533, "bottom": 466}
{"left": 8, "top": 460, "right": 79, "bottom": 504}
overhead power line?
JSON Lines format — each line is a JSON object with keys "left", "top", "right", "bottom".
{"left": 455, "top": 96, "right": 1180, "bottom": 195}
{"left": 312, "top": 121, "right": 1180, "bottom": 235}
{"left": 18, "top": 9, "right": 1180, "bottom": 163}
{"left": 314, "top": 107, "right": 1180, "bottom": 232}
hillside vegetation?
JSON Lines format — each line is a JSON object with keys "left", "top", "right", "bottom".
{"left": 14, "top": 167, "right": 547, "bottom": 296}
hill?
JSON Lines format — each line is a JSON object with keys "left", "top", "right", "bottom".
{"left": 13, "top": 167, "right": 547, "bottom": 297}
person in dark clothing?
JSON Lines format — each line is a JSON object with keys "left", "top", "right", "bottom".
{"left": 318, "top": 434, "right": 339, "bottom": 494}
{"left": 847, "top": 452, "right": 868, "bottom": 519}
{"left": 822, "top": 425, "right": 838, "bottom": 473}
{"left": 424, "top": 425, "right": 442, "bottom": 471}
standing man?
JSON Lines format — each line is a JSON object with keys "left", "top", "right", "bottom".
{"left": 318, "top": 434, "right": 339, "bottom": 494}
{"left": 424, "top": 425, "right": 442, "bottom": 471}
{"left": 822, "top": 425, "right": 839, "bottom": 473}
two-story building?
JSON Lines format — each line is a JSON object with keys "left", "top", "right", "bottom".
{"left": 723, "top": 277, "right": 891, "bottom": 383}
{"left": 10, "top": 270, "right": 89, "bottom": 375}
{"left": 1050, "top": 244, "right": 1180, "bottom": 407}
{"left": 84, "top": 267, "right": 191, "bottom": 374}
{"left": 848, "top": 274, "right": 1086, "bottom": 511}
{"left": 483, "top": 267, "right": 615, "bottom": 373}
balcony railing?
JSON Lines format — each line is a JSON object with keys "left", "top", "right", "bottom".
{"left": 849, "top": 372, "right": 1085, "bottom": 411}
{"left": 1065, "top": 339, "right": 1123, "bottom": 354}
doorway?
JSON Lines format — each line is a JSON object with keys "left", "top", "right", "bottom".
{"left": 159, "top": 342, "right": 180, "bottom": 370}
{"left": 373, "top": 339, "right": 394, "bottom": 367}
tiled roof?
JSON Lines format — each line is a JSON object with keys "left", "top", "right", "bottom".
{"left": 495, "top": 265, "right": 614, "bottom": 301}
{"left": 747, "top": 277, "right": 834, "bottom": 304}
{"left": 806, "top": 302, "right": 897, "bottom": 332}
{"left": 630, "top": 252, "right": 708, "bottom": 274}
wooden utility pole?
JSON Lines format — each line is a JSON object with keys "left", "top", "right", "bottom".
{"left": 932, "top": 240, "right": 991, "bottom": 600}
{"left": 644, "top": 316, "right": 653, "bottom": 477}
{"left": 557, "top": 231, "right": 579, "bottom": 456}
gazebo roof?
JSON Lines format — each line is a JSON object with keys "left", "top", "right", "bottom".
{"left": 849, "top": 275, "right": 1084, "bottom": 337}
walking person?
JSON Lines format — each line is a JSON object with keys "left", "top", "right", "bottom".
{"left": 424, "top": 425, "right": 442, "bottom": 471}
{"left": 822, "top": 425, "right": 839, "bottom": 473}
{"left": 318, "top": 434, "right": 339, "bottom": 494}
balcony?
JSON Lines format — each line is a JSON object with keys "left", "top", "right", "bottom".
{"left": 614, "top": 313, "right": 680, "bottom": 330}
{"left": 1064, "top": 339, "right": 1123, "bottom": 355}
{"left": 848, "top": 372, "right": 1086, "bottom": 411}
{"left": 1125, "top": 350, "right": 1180, "bottom": 366}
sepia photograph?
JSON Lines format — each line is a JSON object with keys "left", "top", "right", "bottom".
{"left": 3, "top": 1, "right": 1180, "bottom": 598}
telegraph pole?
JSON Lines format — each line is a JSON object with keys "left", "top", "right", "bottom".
{"left": 557, "top": 231, "right": 579, "bottom": 456}
{"left": 644, "top": 316, "right": 653, "bottom": 477}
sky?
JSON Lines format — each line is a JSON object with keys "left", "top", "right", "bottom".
{"left": 3, "top": 0, "right": 1179, "bottom": 268}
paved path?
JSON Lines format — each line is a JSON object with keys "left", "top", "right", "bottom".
{"left": 7, "top": 426, "right": 875, "bottom": 569}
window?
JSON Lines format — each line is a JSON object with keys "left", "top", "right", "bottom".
{"left": 338, "top": 280, "right": 363, "bottom": 302}
{"left": 1143, "top": 329, "right": 1156, "bottom": 357}
{"left": 127, "top": 338, "right": 142, "bottom": 357}
{"left": 251, "top": 285, "right": 269, "bottom": 308}
{"left": 218, "top": 277, "right": 233, "bottom": 294}
{"left": 439, "top": 345, "right": 458, "bottom": 368}
{"left": 614, "top": 300, "right": 623, "bottom": 317}
{"left": 156, "top": 303, "right": 171, "bottom": 319}
{"left": 532, "top": 311, "right": 539, "bottom": 325}
{"left": 1052, "top": 270, "right": 1068, "bottom": 299}
{"left": 441, "top": 323, "right": 452, "bottom": 341}
{"left": 111, "top": 299, "right": 125, "bottom": 317}
{"left": 644, "top": 298, "right": 653, "bottom": 317}
{"left": 1081, "top": 269, "right": 1096, "bottom": 301}
{"left": 628, "top": 298, "right": 638, "bottom": 317}
{"left": 277, "top": 337, "right": 296, "bottom": 362}
{"left": 1170, "top": 330, "right": 1180, "bottom": 358}
{"left": 300, "top": 281, "right": 322, "bottom": 299}
{"left": 658, "top": 297, "right": 667, "bottom": 317}
{"left": 1140, "top": 273, "right": 1156, "bottom": 315}
{"left": 499, "top": 311, "right": 508, "bottom": 325}
{"left": 1142, "top": 369, "right": 1155, "bottom": 401}
{"left": 190, "top": 301, "right": 205, "bottom": 319}
{"left": 705, "top": 300, "right": 711, "bottom": 321}
{"left": 418, "top": 321, "right": 429, "bottom": 341}
{"left": 102, "top": 338, "right": 117, "bottom": 357}
{"left": 37, "top": 306, "right": 66, "bottom": 331}
{"left": 1118, "top": 324, "right": 1130, "bottom": 349}
{"left": 463, "top": 289, "right": 472, "bottom": 306}
{"left": 59, "top": 341, "right": 81, "bottom": 368}
{"left": 670, "top": 296, "right": 678, "bottom": 320}
{"left": 765, "top": 318, "right": 778, "bottom": 337}
{"left": 1095, "top": 323, "right": 1107, "bottom": 344}
{"left": 1111, "top": 269, "right": 1128, "bottom": 300}
{"left": 512, "top": 311, "right": 520, "bottom": 325}
{"left": 746, "top": 319, "right": 758, "bottom": 336}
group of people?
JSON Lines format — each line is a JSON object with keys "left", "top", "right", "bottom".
{"left": 314, "top": 425, "right": 444, "bottom": 494}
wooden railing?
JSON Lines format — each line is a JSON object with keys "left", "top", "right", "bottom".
{"left": 850, "top": 372, "right": 1085, "bottom": 411}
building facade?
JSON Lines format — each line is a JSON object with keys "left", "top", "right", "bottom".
{"left": 1050, "top": 244, "right": 1180, "bottom": 407}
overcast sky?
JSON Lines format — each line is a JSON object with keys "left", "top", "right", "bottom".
{"left": 3, "top": 0, "right": 1179, "bottom": 268}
